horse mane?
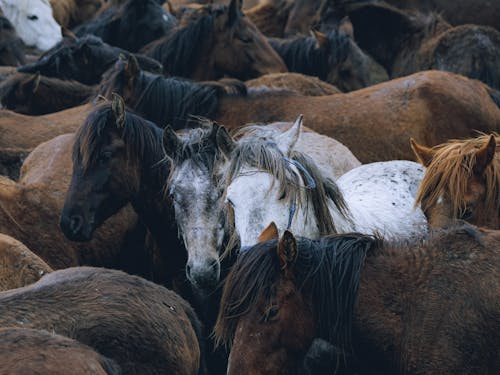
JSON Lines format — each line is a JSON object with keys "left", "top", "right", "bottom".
{"left": 416, "top": 134, "right": 500, "bottom": 218}
{"left": 99, "top": 58, "right": 243, "bottom": 129}
{"left": 223, "top": 128, "right": 350, "bottom": 235}
{"left": 141, "top": 4, "right": 225, "bottom": 77}
{"left": 74, "top": 103, "right": 167, "bottom": 184}
{"left": 269, "top": 29, "right": 350, "bottom": 80}
{"left": 214, "top": 232, "right": 375, "bottom": 351}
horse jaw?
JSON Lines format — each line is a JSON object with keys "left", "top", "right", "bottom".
{"left": 0, "top": 0, "right": 62, "bottom": 51}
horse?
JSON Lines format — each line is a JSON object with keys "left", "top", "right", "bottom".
{"left": 141, "top": 0, "right": 287, "bottom": 80}
{"left": 214, "top": 70, "right": 500, "bottom": 163}
{"left": 60, "top": 97, "right": 187, "bottom": 290}
{"left": 343, "top": 2, "right": 500, "bottom": 90}
{"left": 0, "top": 72, "right": 95, "bottom": 115}
{"left": 74, "top": 0, "right": 175, "bottom": 53}
{"left": 162, "top": 116, "right": 361, "bottom": 290}
{"left": 244, "top": 0, "right": 293, "bottom": 38}
{"left": 0, "top": 267, "right": 206, "bottom": 375}
{"left": 0, "top": 233, "right": 52, "bottom": 291}
{"left": 49, "top": 0, "right": 104, "bottom": 29}
{"left": 246, "top": 72, "right": 341, "bottom": 96}
{"left": 0, "top": 104, "right": 92, "bottom": 179}
{"left": 411, "top": 133, "right": 500, "bottom": 229}
{"left": 0, "top": 0, "right": 61, "bottom": 51}
{"left": 220, "top": 118, "right": 427, "bottom": 248}
{"left": 18, "top": 34, "right": 163, "bottom": 85}
{"left": 0, "top": 133, "right": 149, "bottom": 279}
{"left": 0, "top": 327, "right": 121, "bottom": 375}
{"left": 215, "top": 224, "right": 500, "bottom": 374}
{"left": 269, "top": 20, "right": 372, "bottom": 92}
{"left": 97, "top": 54, "right": 246, "bottom": 129}
{"left": 384, "top": 0, "right": 500, "bottom": 30}
{"left": 283, "top": 0, "right": 322, "bottom": 36}
{"left": 0, "top": 15, "right": 26, "bottom": 66}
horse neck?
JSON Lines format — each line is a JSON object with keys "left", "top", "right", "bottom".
{"left": 189, "top": 49, "right": 216, "bottom": 80}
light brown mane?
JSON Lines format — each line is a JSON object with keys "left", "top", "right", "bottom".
{"left": 416, "top": 134, "right": 500, "bottom": 217}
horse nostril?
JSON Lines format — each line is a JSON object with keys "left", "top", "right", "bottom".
{"left": 69, "top": 215, "right": 84, "bottom": 234}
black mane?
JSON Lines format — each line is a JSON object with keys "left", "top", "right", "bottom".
{"left": 216, "top": 233, "right": 375, "bottom": 351}
{"left": 141, "top": 5, "right": 226, "bottom": 77}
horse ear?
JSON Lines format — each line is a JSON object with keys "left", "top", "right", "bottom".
{"left": 258, "top": 222, "right": 279, "bottom": 243}
{"left": 21, "top": 72, "right": 41, "bottom": 93}
{"left": 410, "top": 138, "right": 434, "bottom": 167}
{"left": 216, "top": 126, "right": 236, "bottom": 158}
{"left": 277, "top": 114, "right": 303, "bottom": 156}
{"left": 277, "top": 230, "right": 297, "bottom": 272}
{"left": 227, "top": 0, "right": 242, "bottom": 27}
{"left": 125, "top": 54, "right": 140, "bottom": 79}
{"left": 338, "top": 17, "right": 354, "bottom": 38}
{"left": 310, "top": 29, "right": 329, "bottom": 49}
{"left": 111, "top": 93, "right": 126, "bottom": 129}
{"left": 473, "top": 135, "right": 496, "bottom": 176}
{"left": 163, "top": 125, "right": 181, "bottom": 159}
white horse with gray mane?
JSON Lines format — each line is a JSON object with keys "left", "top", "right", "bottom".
{"left": 0, "top": 0, "right": 61, "bottom": 51}
{"left": 222, "top": 116, "right": 428, "bottom": 248}
{"left": 162, "top": 116, "right": 360, "bottom": 290}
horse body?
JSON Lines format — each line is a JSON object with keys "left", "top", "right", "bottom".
{"left": 0, "top": 15, "right": 26, "bottom": 66}
{"left": 0, "top": 267, "right": 204, "bottom": 375}
{"left": 49, "top": 0, "right": 104, "bottom": 29}
{"left": 0, "top": 0, "right": 61, "bottom": 51}
{"left": 246, "top": 72, "right": 341, "bottom": 96}
{"left": 216, "top": 225, "right": 500, "bottom": 374}
{"left": 215, "top": 71, "right": 500, "bottom": 163}
{"left": 224, "top": 127, "right": 426, "bottom": 247}
{"left": 0, "top": 327, "right": 120, "bottom": 375}
{"left": 0, "top": 233, "right": 52, "bottom": 291}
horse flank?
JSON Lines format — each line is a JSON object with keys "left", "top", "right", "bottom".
{"left": 415, "top": 134, "right": 500, "bottom": 217}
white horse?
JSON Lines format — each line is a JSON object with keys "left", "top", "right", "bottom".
{"left": 0, "top": 0, "right": 61, "bottom": 51}
{"left": 223, "top": 116, "right": 428, "bottom": 248}
{"left": 162, "top": 116, "right": 360, "bottom": 289}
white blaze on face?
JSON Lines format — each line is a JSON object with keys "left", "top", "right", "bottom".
{"left": 226, "top": 170, "right": 291, "bottom": 248}
{"left": 0, "top": 0, "right": 62, "bottom": 51}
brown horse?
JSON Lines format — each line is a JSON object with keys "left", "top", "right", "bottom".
{"left": 0, "top": 327, "right": 120, "bottom": 375}
{"left": 246, "top": 72, "right": 340, "bottom": 96}
{"left": 0, "top": 104, "right": 91, "bottom": 178}
{"left": 411, "top": 133, "right": 500, "bottom": 229}
{"left": 245, "top": 0, "right": 293, "bottom": 38}
{"left": 0, "top": 267, "right": 206, "bottom": 375}
{"left": 215, "top": 71, "right": 500, "bottom": 162}
{"left": 0, "top": 72, "right": 96, "bottom": 115}
{"left": 384, "top": 0, "right": 500, "bottom": 30}
{"left": 0, "top": 233, "right": 52, "bottom": 291}
{"left": 0, "top": 15, "right": 26, "bottom": 66}
{"left": 0, "top": 133, "right": 149, "bottom": 278}
{"left": 141, "top": 0, "right": 287, "bottom": 80}
{"left": 49, "top": 0, "right": 105, "bottom": 28}
{"left": 215, "top": 224, "right": 500, "bottom": 374}
{"left": 344, "top": 2, "right": 500, "bottom": 90}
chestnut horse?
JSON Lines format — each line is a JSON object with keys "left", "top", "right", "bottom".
{"left": 244, "top": 0, "right": 293, "bottom": 38}
{"left": 215, "top": 71, "right": 500, "bottom": 163}
{"left": 141, "top": 0, "right": 287, "bottom": 80}
{"left": 0, "top": 233, "right": 52, "bottom": 291}
{"left": 0, "top": 267, "right": 206, "bottom": 375}
{"left": 411, "top": 133, "right": 500, "bottom": 229}
{"left": 246, "top": 72, "right": 340, "bottom": 96}
{"left": 74, "top": 0, "right": 175, "bottom": 52}
{"left": 215, "top": 225, "right": 500, "bottom": 374}
{"left": 50, "top": 0, "right": 104, "bottom": 28}
{"left": 344, "top": 2, "right": 500, "bottom": 90}
{"left": 0, "top": 327, "right": 120, "bottom": 375}
{"left": 0, "top": 72, "right": 95, "bottom": 115}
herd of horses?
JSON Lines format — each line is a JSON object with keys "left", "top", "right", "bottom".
{"left": 0, "top": 0, "right": 499, "bottom": 374}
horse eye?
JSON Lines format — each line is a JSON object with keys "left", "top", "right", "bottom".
{"left": 227, "top": 198, "right": 235, "bottom": 207}
{"left": 27, "top": 15, "right": 38, "bottom": 21}
{"left": 460, "top": 207, "right": 474, "bottom": 220}
{"left": 263, "top": 306, "right": 279, "bottom": 323}
{"left": 237, "top": 34, "right": 252, "bottom": 43}
{"left": 99, "top": 151, "right": 112, "bottom": 161}
{"left": 278, "top": 191, "right": 286, "bottom": 201}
